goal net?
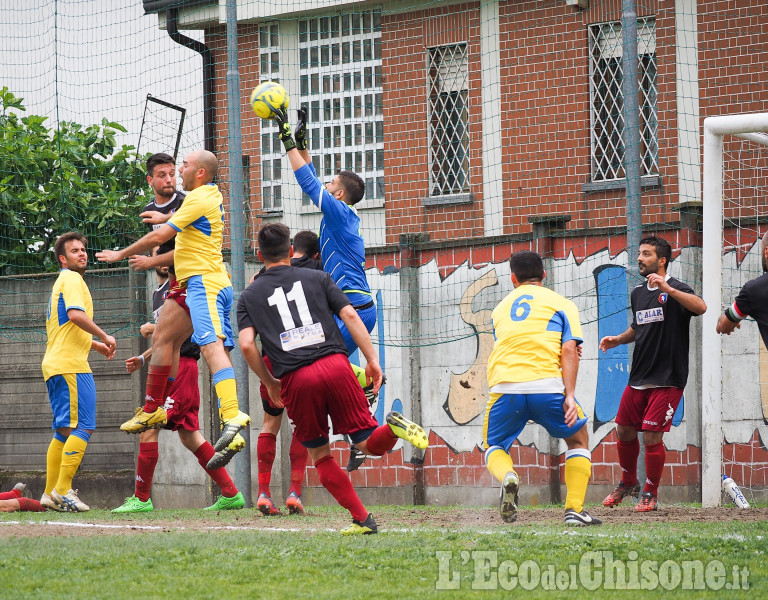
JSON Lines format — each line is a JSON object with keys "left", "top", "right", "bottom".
{"left": 702, "top": 112, "right": 768, "bottom": 507}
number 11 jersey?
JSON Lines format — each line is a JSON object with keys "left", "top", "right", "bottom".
{"left": 487, "top": 284, "right": 583, "bottom": 389}
{"left": 237, "top": 264, "right": 351, "bottom": 378}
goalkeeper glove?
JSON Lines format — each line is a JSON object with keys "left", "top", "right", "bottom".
{"left": 294, "top": 105, "right": 308, "bottom": 151}
{"left": 273, "top": 107, "right": 296, "bottom": 152}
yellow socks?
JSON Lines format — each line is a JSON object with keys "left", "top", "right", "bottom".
{"left": 213, "top": 368, "right": 239, "bottom": 421}
{"left": 55, "top": 432, "right": 89, "bottom": 494}
{"left": 45, "top": 433, "right": 66, "bottom": 495}
{"left": 564, "top": 450, "right": 592, "bottom": 513}
{"left": 486, "top": 446, "right": 516, "bottom": 483}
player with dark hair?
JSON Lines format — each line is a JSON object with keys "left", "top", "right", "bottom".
{"left": 113, "top": 252, "right": 244, "bottom": 513}
{"left": 274, "top": 107, "right": 384, "bottom": 470}
{"left": 600, "top": 236, "right": 706, "bottom": 512}
{"left": 126, "top": 152, "right": 185, "bottom": 272}
{"left": 238, "top": 223, "right": 428, "bottom": 534}
{"left": 96, "top": 150, "right": 249, "bottom": 470}
{"left": 41, "top": 232, "right": 116, "bottom": 512}
{"left": 484, "top": 250, "right": 601, "bottom": 526}
{"left": 273, "top": 108, "right": 377, "bottom": 362}
{"left": 252, "top": 230, "right": 319, "bottom": 516}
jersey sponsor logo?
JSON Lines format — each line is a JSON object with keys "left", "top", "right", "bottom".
{"left": 658, "top": 292, "right": 668, "bottom": 304}
{"left": 280, "top": 322, "right": 326, "bottom": 351}
{"left": 636, "top": 307, "right": 664, "bottom": 325}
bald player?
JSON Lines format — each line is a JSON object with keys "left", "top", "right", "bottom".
{"left": 97, "top": 150, "right": 249, "bottom": 470}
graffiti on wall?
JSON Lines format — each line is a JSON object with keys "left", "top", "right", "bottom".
{"left": 365, "top": 245, "right": 768, "bottom": 455}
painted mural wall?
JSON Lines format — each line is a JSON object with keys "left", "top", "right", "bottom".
{"left": 316, "top": 243, "right": 768, "bottom": 497}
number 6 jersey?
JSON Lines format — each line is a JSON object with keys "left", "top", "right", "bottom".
{"left": 487, "top": 284, "right": 583, "bottom": 390}
{"left": 237, "top": 264, "right": 351, "bottom": 378}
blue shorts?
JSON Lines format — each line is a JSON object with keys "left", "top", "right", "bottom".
{"left": 46, "top": 373, "right": 96, "bottom": 430}
{"left": 185, "top": 273, "right": 234, "bottom": 348}
{"left": 483, "top": 392, "right": 588, "bottom": 451}
{"left": 335, "top": 303, "right": 376, "bottom": 354}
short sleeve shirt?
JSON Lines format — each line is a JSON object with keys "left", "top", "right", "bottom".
{"left": 144, "top": 191, "right": 185, "bottom": 255}
{"left": 42, "top": 269, "right": 94, "bottom": 379}
{"left": 237, "top": 265, "right": 350, "bottom": 378}
{"left": 487, "top": 284, "right": 583, "bottom": 389}
{"left": 629, "top": 277, "right": 697, "bottom": 388}
{"left": 167, "top": 184, "right": 228, "bottom": 283}
{"left": 733, "top": 273, "right": 768, "bottom": 347}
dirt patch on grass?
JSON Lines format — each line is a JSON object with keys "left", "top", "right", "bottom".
{"left": 2, "top": 504, "right": 766, "bottom": 538}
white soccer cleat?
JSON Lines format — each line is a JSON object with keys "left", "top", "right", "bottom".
{"left": 51, "top": 488, "right": 90, "bottom": 512}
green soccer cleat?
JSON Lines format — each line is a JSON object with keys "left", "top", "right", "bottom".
{"left": 214, "top": 411, "right": 251, "bottom": 452}
{"left": 341, "top": 513, "right": 378, "bottom": 535}
{"left": 112, "top": 495, "right": 154, "bottom": 514}
{"left": 207, "top": 433, "right": 246, "bottom": 470}
{"left": 386, "top": 411, "right": 428, "bottom": 450}
{"left": 204, "top": 491, "right": 245, "bottom": 511}
{"left": 120, "top": 406, "right": 167, "bottom": 434}
{"left": 499, "top": 471, "right": 519, "bottom": 523}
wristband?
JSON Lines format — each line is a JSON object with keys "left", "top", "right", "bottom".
{"left": 725, "top": 302, "right": 746, "bottom": 323}
{"left": 140, "top": 355, "right": 146, "bottom": 367}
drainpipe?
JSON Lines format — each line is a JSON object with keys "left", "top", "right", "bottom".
{"left": 166, "top": 7, "right": 215, "bottom": 152}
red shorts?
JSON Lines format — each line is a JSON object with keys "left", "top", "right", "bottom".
{"left": 616, "top": 386, "right": 684, "bottom": 432}
{"left": 162, "top": 356, "right": 200, "bottom": 431}
{"left": 259, "top": 356, "right": 284, "bottom": 417}
{"left": 281, "top": 353, "right": 378, "bottom": 446}
{"left": 166, "top": 279, "right": 190, "bottom": 315}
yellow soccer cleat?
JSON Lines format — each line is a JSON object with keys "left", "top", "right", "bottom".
{"left": 206, "top": 433, "right": 246, "bottom": 470}
{"left": 120, "top": 407, "right": 167, "bottom": 433}
{"left": 341, "top": 513, "right": 378, "bottom": 535}
{"left": 213, "top": 411, "right": 251, "bottom": 451}
{"left": 386, "top": 411, "right": 428, "bottom": 450}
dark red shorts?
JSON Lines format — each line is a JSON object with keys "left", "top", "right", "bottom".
{"left": 166, "top": 279, "right": 190, "bottom": 315}
{"left": 162, "top": 356, "right": 200, "bottom": 431}
{"left": 616, "top": 386, "right": 684, "bottom": 432}
{"left": 259, "top": 355, "right": 284, "bottom": 417}
{"left": 281, "top": 353, "right": 377, "bottom": 446}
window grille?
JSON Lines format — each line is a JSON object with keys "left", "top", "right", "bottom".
{"left": 298, "top": 10, "right": 384, "bottom": 205}
{"left": 428, "top": 43, "right": 470, "bottom": 197}
{"left": 258, "top": 22, "right": 283, "bottom": 210}
{"left": 589, "top": 19, "right": 658, "bottom": 182}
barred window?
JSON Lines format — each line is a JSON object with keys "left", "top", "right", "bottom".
{"left": 589, "top": 19, "right": 658, "bottom": 182}
{"left": 298, "top": 10, "right": 384, "bottom": 206}
{"left": 258, "top": 23, "right": 282, "bottom": 211}
{"left": 428, "top": 43, "right": 470, "bottom": 197}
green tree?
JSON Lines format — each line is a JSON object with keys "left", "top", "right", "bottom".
{"left": 0, "top": 87, "right": 151, "bottom": 274}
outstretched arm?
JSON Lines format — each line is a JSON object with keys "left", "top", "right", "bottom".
{"left": 96, "top": 225, "right": 175, "bottom": 263}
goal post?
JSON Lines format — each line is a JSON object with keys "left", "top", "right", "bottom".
{"left": 702, "top": 112, "right": 768, "bottom": 507}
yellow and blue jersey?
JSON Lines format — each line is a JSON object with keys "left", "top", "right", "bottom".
{"left": 42, "top": 269, "right": 93, "bottom": 380}
{"left": 487, "top": 284, "right": 583, "bottom": 388}
{"left": 167, "top": 184, "right": 228, "bottom": 284}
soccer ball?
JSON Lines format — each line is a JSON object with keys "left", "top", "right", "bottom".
{"left": 250, "top": 81, "right": 289, "bottom": 120}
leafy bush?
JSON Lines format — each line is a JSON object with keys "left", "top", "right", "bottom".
{"left": 0, "top": 87, "right": 150, "bottom": 274}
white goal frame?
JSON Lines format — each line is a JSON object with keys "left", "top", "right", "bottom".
{"left": 702, "top": 112, "right": 768, "bottom": 507}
